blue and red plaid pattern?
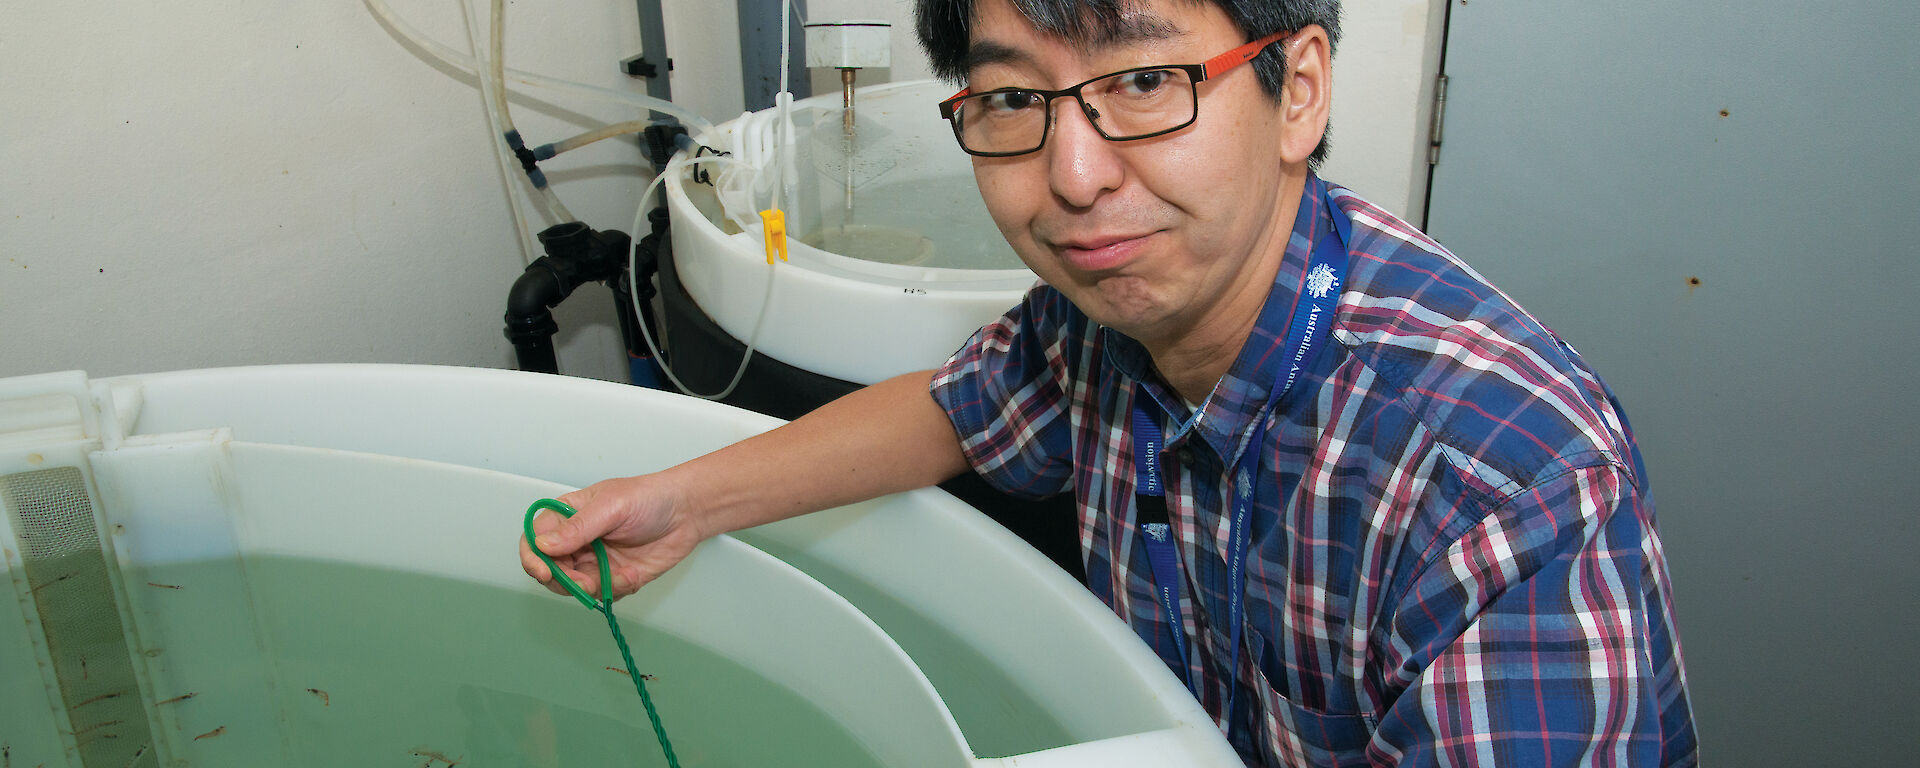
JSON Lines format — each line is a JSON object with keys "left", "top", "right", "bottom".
{"left": 932, "top": 176, "right": 1696, "bottom": 766}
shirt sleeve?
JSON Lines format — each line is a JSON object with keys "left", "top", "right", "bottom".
{"left": 929, "top": 284, "right": 1083, "bottom": 500}
{"left": 1368, "top": 462, "right": 1697, "bottom": 766}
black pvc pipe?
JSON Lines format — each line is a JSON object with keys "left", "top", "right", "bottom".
{"left": 504, "top": 264, "right": 565, "bottom": 374}
{"left": 502, "top": 221, "right": 631, "bottom": 376}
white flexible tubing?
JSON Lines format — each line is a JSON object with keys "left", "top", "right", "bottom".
{"left": 631, "top": 155, "right": 776, "bottom": 401}
{"left": 772, "top": 0, "right": 795, "bottom": 215}
{"left": 363, "top": 0, "right": 715, "bottom": 134}
{"left": 550, "top": 119, "right": 652, "bottom": 156}
{"left": 456, "top": 0, "right": 539, "bottom": 265}
{"left": 476, "top": 0, "right": 576, "bottom": 224}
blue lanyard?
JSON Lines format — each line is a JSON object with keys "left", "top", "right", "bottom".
{"left": 1130, "top": 190, "right": 1350, "bottom": 709}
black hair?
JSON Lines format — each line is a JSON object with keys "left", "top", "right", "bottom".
{"left": 916, "top": 0, "right": 1341, "bottom": 167}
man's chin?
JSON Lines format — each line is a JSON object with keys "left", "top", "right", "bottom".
{"left": 1072, "top": 285, "right": 1175, "bottom": 339}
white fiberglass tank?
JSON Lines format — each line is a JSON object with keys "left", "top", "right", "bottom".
{"left": 0, "top": 365, "right": 1238, "bottom": 767}
{"left": 667, "top": 80, "right": 1035, "bottom": 386}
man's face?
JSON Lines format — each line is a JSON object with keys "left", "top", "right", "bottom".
{"left": 964, "top": 0, "right": 1300, "bottom": 345}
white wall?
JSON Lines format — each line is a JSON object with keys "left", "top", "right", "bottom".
{"left": 1320, "top": 0, "right": 1448, "bottom": 221}
{"left": 1, "top": 0, "right": 1440, "bottom": 382}
{"left": 788, "top": 0, "right": 1447, "bottom": 217}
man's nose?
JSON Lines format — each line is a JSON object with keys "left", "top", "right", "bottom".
{"left": 1046, "top": 96, "right": 1124, "bottom": 209}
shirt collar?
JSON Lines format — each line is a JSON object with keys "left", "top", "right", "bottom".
{"left": 1104, "top": 174, "right": 1335, "bottom": 463}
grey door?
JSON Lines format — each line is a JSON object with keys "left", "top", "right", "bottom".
{"left": 1423, "top": 1, "right": 1920, "bottom": 763}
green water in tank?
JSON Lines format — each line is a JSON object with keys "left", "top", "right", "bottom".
{"left": 796, "top": 177, "right": 1026, "bottom": 271}
{"left": 125, "top": 556, "right": 889, "bottom": 767}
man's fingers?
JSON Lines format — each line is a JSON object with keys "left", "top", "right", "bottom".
{"left": 520, "top": 530, "right": 601, "bottom": 596}
{"left": 526, "top": 510, "right": 573, "bottom": 557}
{"left": 533, "top": 490, "right": 618, "bottom": 557}
{"left": 609, "top": 564, "right": 643, "bottom": 599}
{"left": 519, "top": 539, "right": 552, "bottom": 581}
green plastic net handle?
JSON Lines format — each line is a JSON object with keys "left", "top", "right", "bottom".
{"left": 523, "top": 498, "right": 682, "bottom": 768}
{"left": 523, "top": 497, "right": 611, "bottom": 610}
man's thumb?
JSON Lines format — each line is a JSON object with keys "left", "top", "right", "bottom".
{"left": 535, "top": 498, "right": 600, "bottom": 555}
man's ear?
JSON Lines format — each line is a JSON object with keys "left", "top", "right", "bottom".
{"left": 1279, "top": 25, "right": 1332, "bottom": 165}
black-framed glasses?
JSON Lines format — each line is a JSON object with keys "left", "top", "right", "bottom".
{"left": 938, "top": 30, "right": 1289, "bottom": 157}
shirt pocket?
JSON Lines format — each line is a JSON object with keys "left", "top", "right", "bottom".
{"left": 1250, "top": 663, "right": 1376, "bottom": 767}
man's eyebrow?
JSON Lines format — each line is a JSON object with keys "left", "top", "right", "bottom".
{"left": 965, "top": 40, "right": 1033, "bottom": 73}
{"left": 964, "top": 12, "right": 1184, "bottom": 75}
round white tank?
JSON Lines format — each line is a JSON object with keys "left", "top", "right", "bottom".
{"left": 0, "top": 366, "right": 1238, "bottom": 766}
{"left": 666, "top": 81, "right": 1036, "bottom": 386}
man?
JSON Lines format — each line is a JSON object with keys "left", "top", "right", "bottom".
{"left": 522, "top": 0, "right": 1697, "bottom": 764}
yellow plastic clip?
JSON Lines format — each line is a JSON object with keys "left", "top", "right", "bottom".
{"left": 759, "top": 209, "right": 788, "bottom": 264}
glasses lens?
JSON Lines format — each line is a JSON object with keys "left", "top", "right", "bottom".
{"left": 1082, "top": 68, "right": 1195, "bottom": 139}
{"left": 953, "top": 90, "right": 1048, "bottom": 155}
{"left": 947, "top": 67, "right": 1197, "bottom": 155}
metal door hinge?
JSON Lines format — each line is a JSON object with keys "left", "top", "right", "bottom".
{"left": 1427, "top": 74, "right": 1449, "bottom": 166}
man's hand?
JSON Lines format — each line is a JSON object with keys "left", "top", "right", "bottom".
{"left": 516, "top": 370, "right": 967, "bottom": 602}
{"left": 518, "top": 474, "right": 708, "bottom": 601}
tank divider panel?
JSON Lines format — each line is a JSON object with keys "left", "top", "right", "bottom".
{"left": 3, "top": 454, "right": 155, "bottom": 768}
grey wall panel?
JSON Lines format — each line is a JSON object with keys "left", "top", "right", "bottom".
{"left": 1425, "top": 1, "right": 1920, "bottom": 763}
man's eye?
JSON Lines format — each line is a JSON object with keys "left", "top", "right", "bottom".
{"left": 981, "top": 91, "right": 1043, "bottom": 113}
{"left": 1114, "top": 69, "right": 1173, "bottom": 96}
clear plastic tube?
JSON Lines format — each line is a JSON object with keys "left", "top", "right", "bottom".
{"left": 772, "top": 0, "right": 795, "bottom": 214}
{"left": 631, "top": 154, "right": 775, "bottom": 401}
{"left": 363, "top": 0, "right": 714, "bottom": 133}
{"left": 454, "top": 0, "right": 541, "bottom": 264}
{"left": 548, "top": 120, "right": 652, "bottom": 156}
{"left": 470, "top": 0, "right": 575, "bottom": 224}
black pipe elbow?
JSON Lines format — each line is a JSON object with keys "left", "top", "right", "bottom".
{"left": 502, "top": 222, "right": 635, "bottom": 375}
{"left": 506, "top": 262, "right": 566, "bottom": 319}
{"left": 505, "top": 259, "right": 565, "bottom": 374}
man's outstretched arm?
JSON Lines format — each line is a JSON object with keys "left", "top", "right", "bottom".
{"left": 518, "top": 370, "right": 969, "bottom": 599}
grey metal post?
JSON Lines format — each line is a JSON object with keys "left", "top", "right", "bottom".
{"left": 630, "top": 0, "right": 673, "bottom": 106}
{"left": 738, "top": 0, "right": 809, "bottom": 111}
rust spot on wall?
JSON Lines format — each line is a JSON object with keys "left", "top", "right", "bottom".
{"left": 307, "top": 688, "right": 329, "bottom": 706}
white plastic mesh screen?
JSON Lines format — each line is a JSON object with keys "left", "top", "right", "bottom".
{"left": 4, "top": 467, "right": 155, "bottom": 767}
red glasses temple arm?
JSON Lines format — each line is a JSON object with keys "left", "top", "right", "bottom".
{"left": 1201, "top": 30, "right": 1290, "bottom": 80}
{"left": 944, "top": 28, "right": 1289, "bottom": 108}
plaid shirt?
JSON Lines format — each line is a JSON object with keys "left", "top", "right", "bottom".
{"left": 932, "top": 177, "right": 1696, "bottom": 766}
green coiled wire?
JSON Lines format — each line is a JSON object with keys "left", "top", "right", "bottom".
{"left": 524, "top": 498, "right": 681, "bottom": 768}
